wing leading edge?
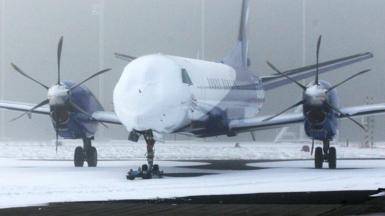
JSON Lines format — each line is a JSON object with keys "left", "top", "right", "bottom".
{"left": 0, "top": 100, "right": 50, "bottom": 115}
{"left": 0, "top": 100, "right": 121, "bottom": 125}
{"left": 229, "top": 103, "right": 385, "bottom": 133}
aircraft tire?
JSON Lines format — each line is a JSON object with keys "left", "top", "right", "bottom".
{"left": 328, "top": 147, "right": 336, "bottom": 169}
{"left": 74, "top": 146, "right": 85, "bottom": 167}
{"left": 315, "top": 147, "right": 323, "bottom": 169}
{"left": 153, "top": 164, "right": 159, "bottom": 172}
{"left": 141, "top": 164, "right": 152, "bottom": 179}
{"left": 87, "top": 147, "right": 98, "bottom": 167}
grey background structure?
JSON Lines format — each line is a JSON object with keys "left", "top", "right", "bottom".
{"left": 0, "top": 0, "right": 383, "bottom": 142}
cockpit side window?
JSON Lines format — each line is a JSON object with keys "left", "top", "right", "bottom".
{"left": 181, "top": 68, "right": 193, "bottom": 85}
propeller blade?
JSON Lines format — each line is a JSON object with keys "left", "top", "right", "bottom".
{"left": 69, "top": 68, "right": 111, "bottom": 91}
{"left": 11, "top": 63, "right": 49, "bottom": 90}
{"left": 326, "top": 69, "right": 370, "bottom": 93}
{"left": 51, "top": 105, "right": 60, "bottom": 153}
{"left": 263, "top": 100, "right": 304, "bottom": 122}
{"left": 55, "top": 129, "right": 59, "bottom": 153}
{"left": 9, "top": 99, "right": 49, "bottom": 122}
{"left": 114, "top": 52, "right": 136, "bottom": 62}
{"left": 266, "top": 61, "right": 306, "bottom": 90}
{"left": 250, "top": 132, "right": 256, "bottom": 142}
{"left": 311, "top": 139, "right": 314, "bottom": 155}
{"left": 326, "top": 102, "right": 367, "bottom": 131}
{"left": 315, "top": 35, "right": 322, "bottom": 85}
{"left": 57, "top": 36, "right": 64, "bottom": 84}
{"left": 69, "top": 101, "right": 108, "bottom": 128}
{"left": 70, "top": 101, "right": 92, "bottom": 118}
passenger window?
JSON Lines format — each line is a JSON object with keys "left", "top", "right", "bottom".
{"left": 181, "top": 68, "right": 193, "bottom": 85}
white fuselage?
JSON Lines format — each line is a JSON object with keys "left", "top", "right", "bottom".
{"left": 113, "top": 54, "right": 262, "bottom": 134}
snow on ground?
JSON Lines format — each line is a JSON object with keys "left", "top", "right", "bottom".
{"left": 0, "top": 140, "right": 384, "bottom": 208}
{"left": 0, "top": 140, "right": 384, "bottom": 160}
{"left": 0, "top": 159, "right": 384, "bottom": 208}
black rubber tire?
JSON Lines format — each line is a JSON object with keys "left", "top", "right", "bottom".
{"left": 328, "top": 147, "right": 336, "bottom": 169}
{"left": 127, "top": 170, "right": 135, "bottom": 180}
{"left": 315, "top": 147, "right": 323, "bottom": 169}
{"left": 87, "top": 147, "right": 98, "bottom": 167}
{"left": 153, "top": 164, "right": 159, "bottom": 172}
{"left": 141, "top": 164, "right": 152, "bottom": 179}
{"left": 74, "top": 146, "right": 85, "bottom": 167}
{"left": 142, "top": 164, "right": 148, "bottom": 172}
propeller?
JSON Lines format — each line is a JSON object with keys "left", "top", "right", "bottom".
{"left": 266, "top": 61, "right": 306, "bottom": 90}
{"left": 264, "top": 35, "right": 369, "bottom": 132}
{"left": 11, "top": 63, "right": 49, "bottom": 90}
{"left": 10, "top": 36, "right": 111, "bottom": 149}
{"left": 9, "top": 99, "right": 49, "bottom": 122}
{"left": 57, "top": 36, "right": 63, "bottom": 84}
{"left": 326, "top": 69, "right": 370, "bottom": 93}
{"left": 51, "top": 105, "right": 60, "bottom": 153}
{"left": 315, "top": 35, "right": 322, "bottom": 85}
{"left": 69, "top": 68, "right": 111, "bottom": 91}
{"left": 263, "top": 100, "right": 304, "bottom": 122}
{"left": 325, "top": 103, "right": 367, "bottom": 131}
{"left": 55, "top": 121, "right": 59, "bottom": 153}
{"left": 311, "top": 139, "right": 314, "bottom": 155}
{"left": 56, "top": 133, "right": 59, "bottom": 153}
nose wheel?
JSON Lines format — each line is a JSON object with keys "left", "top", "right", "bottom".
{"left": 126, "top": 163, "right": 163, "bottom": 180}
{"left": 314, "top": 140, "right": 336, "bottom": 169}
{"left": 74, "top": 138, "right": 98, "bottom": 167}
{"left": 126, "top": 131, "right": 164, "bottom": 180}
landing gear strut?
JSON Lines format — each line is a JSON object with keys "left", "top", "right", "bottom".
{"left": 314, "top": 140, "right": 336, "bottom": 169}
{"left": 127, "top": 131, "right": 163, "bottom": 180}
{"left": 74, "top": 137, "right": 98, "bottom": 167}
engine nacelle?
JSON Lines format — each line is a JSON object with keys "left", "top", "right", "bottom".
{"left": 50, "top": 106, "right": 70, "bottom": 129}
{"left": 305, "top": 109, "right": 327, "bottom": 129}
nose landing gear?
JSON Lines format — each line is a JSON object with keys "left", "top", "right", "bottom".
{"left": 126, "top": 131, "right": 163, "bottom": 180}
{"left": 74, "top": 137, "right": 98, "bottom": 167}
{"left": 314, "top": 140, "right": 336, "bottom": 169}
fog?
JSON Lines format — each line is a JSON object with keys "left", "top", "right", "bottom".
{"left": 0, "top": 0, "right": 384, "bottom": 142}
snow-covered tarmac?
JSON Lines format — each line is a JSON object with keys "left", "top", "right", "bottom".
{"left": 0, "top": 141, "right": 385, "bottom": 208}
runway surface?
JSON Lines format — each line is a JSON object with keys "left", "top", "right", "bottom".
{"left": 1, "top": 194, "right": 384, "bottom": 216}
{"left": 0, "top": 158, "right": 385, "bottom": 209}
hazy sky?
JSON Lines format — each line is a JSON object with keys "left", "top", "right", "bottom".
{"left": 0, "top": 0, "right": 384, "bottom": 143}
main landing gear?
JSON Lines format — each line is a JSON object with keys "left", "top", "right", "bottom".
{"left": 314, "top": 140, "right": 336, "bottom": 169}
{"left": 126, "top": 131, "right": 163, "bottom": 180}
{"left": 74, "top": 137, "right": 98, "bottom": 167}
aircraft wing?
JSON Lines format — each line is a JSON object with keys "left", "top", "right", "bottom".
{"left": 261, "top": 52, "right": 373, "bottom": 90}
{"left": 0, "top": 100, "right": 122, "bottom": 125}
{"left": 91, "top": 111, "right": 121, "bottom": 125}
{"left": 0, "top": 100, "right": 50, "bottom": 115}
{"left": 229, "top": 103, "right": 385, "bottom": 133}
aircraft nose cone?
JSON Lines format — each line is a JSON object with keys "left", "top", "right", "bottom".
{"left": 113, "top": 55, "right": 191, "bottom": 133}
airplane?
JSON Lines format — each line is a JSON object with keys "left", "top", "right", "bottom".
{"left": 0, "top": 0, "right": 384, "bottom": 180}
{"left": 0, "top": 36, "right": 111, "bottom": 167}
{"left": 264, "top": 35, "right": 371, "bottom": 169}
{"left": 111, "top": 0, "right": 385, "bottom": 179}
